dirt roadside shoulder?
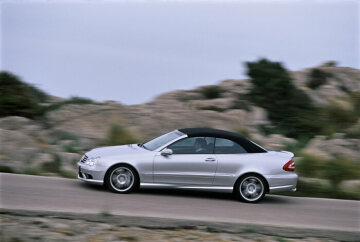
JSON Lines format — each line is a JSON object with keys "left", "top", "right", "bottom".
{"left": 0, "top": 209, "right": 359, "bottom": 241}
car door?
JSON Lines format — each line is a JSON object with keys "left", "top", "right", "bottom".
{"left": 213, "top": 137, "right": 249, "bottom": 186}
{"left": 153, "top": 137, "right": 217, "bottom": 185}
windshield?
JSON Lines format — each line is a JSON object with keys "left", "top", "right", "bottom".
{"left": 143, "top": 130, "right": 184, "bottom": 151}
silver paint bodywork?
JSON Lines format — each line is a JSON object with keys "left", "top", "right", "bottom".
{"left": 78, "top": 131, "right": 297, "bottom": 193}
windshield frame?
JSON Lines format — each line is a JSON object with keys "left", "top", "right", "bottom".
{"left": 143, "top": 130, "right": 186, "bottom": 151}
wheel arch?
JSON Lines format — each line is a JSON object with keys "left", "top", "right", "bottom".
{"left": 233, "top": 172, "right": 269, "bottom": 193}
{"left": 104, "top": 162, "right": 140, "bottom": 184}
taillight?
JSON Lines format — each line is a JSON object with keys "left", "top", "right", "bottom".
{"left": 283, "top": 159, "right": 295, "bottom": 172}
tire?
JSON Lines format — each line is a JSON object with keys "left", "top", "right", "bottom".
{"left": 234, "top": 174, "right": 266, "bottom": 203}
{"left": 105, "top": 164, "right": 139, "bottom": 194}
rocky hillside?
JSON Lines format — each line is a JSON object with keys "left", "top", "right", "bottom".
{"left": 0, "top": 62, "right": 359, "bottom": 183}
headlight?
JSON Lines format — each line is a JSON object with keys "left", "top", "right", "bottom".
{"left": 85, "top": 156, "right": 100, "bottom": 166}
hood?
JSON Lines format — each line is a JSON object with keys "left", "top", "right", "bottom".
{"left": 86, "top": 144, "right": 149, "bottom": 157}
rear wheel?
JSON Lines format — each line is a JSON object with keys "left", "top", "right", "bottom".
{"left": 234, "top": 175, "right": 266, "bottom": 203}
{"left": 105, "top": 165, "right": 139, "bottom": 193}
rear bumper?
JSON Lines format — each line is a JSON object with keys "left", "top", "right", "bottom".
{"left": 269, "top": 184, "right": 297, "bottom": 193}
{"left": 265, "top": 173, "right": 298, "bottom": 193}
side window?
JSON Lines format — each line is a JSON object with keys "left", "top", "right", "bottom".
{"left": 168, "top": 137, "right": 215, "bottom": 154}
{"left": 214, "top": 138, "right": 247, "bottom": 154}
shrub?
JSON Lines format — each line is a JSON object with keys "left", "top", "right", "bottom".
{"left": 0, "top": 165, "right": 15, "bottom": 173}
{"left": 306, "top": 68, "right": 330, "bottom": 89}
{"left": 197, "top": 106, "right": 226, "bottom": 112}
{"left": 246, "top": 58, "right": 321, "bottom": 138}
{"left": 42, "top": 154, "right": 62, "bottom": 173}
{"left": 59, "top": 170, "right": 77, "bottom": 179}
{"left": 345, "top": 122, "right": 360, "bottom": 138}
{"left": 42, "top": 96, "right": 97, "bottom": 113}
{"left": 199, "top": 86, "right": 223, "bottom": 99}
{"left": 296, "top": 154, "right": 324, "bottom": 178}
{"left": 324, "top": 101, "right": 357, "bottom": 129}
{"left": 58, "top": 132, "right": 79, "bottom": 141}
{"left": 285, "top": 179, "right": 332, "bottom": 199}
{"left": 350, "top": 91, "right": 360, "bottom": 116}
{"left": 236, "top": 128, "right": 252, "bottom": 139}
{"left": 297, "top": 154, "right": 360, "bottom": 185}
{"left": 230, "top": 95, "right": 250, "bottom": 111}
{"left": 283, "top": 179, "right": 360, "bottom": 200}
{"left": 23, "top": 168, "right": 43, "bottom": 176}
{"left": 105, "top": 123, "right": 139, "bottom": 146}
{"left": 321, "top": 158, "right": 360, "bottom": 188}
{"left": 322, "top": 61, "right": 337, "bottom": 67}
{"left": 62, "top": 143, "right": 79, "bottom": 153}
{"left": 99, "top": 208, "right": 112, "bottom": 217}
{"left": 0, "top": 71, "right": 47, "bottom": 118}
{"left": 275, "top": 237, "right": 289, "bottom": 242}
{"left": 283, "top": 137, "right": 310, "bottom": 156}
{"left": 65, "top": 97, "right": 95, "bottom": 105}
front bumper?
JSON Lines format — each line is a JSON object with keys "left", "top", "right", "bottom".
{"left": 265, "top": 172, "right": 298, "bottom": 193}
{"left": 77, "top": 162, "right": 104, "bottom": 185}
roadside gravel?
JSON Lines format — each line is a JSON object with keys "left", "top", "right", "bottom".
{"left": 1, "top": 209, "right": 358, "bottom": 242}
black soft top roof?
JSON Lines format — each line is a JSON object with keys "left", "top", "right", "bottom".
{"left": 178, "top": 128, "right": 266, "bottom": 153}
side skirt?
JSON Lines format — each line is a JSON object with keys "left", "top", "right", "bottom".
{"left": 140, "top": 183, "right": 233, "bottom": 193}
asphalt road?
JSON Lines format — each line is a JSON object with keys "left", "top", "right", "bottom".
{"left": 1, "top": 173, "right": 359, "bottom": 232}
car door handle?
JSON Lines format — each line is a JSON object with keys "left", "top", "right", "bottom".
{"left": 205, "top": 158, "right": 216, "bottom": 162}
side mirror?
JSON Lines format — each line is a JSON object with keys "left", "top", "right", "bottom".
{"left": 161, "top": 148, "right": 173, "bottom": 156}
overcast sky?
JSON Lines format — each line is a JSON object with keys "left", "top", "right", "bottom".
{"left": 1, "top": 0, "right": 359, "bottom": 104}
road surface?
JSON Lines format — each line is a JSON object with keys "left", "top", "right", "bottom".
{"left": 1, "top": 173, "right": 359, "bottom": 232}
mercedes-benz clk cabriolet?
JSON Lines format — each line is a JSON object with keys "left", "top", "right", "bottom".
{"left": 78, "top": 128, "right": 297, "bottom": 203}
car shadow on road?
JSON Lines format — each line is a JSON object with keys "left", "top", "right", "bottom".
{"left": 77, "top": 182, "right": 107, "bottom": 192}
{"left": 77, "top": 181, "right": 291, "bottom": 204}
{"left": 138, "top": 189, "right": 291, "bottom": 204}
{"left": 261, "top": 195, "right": 291, "bottom": 204}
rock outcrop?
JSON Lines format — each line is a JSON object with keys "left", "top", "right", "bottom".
{"left": 302, "top": 134, "right": 360, "bottom": 161}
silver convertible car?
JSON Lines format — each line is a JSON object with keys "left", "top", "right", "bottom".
{"left": 78, "top": 128, "right": 297, "bottom": 203}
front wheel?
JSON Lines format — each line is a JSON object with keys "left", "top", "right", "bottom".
{"left": 234, "top": 175, "right": 266, "bottom": 203}
{"left": 105, "top": 165, "right": 139, "bottom": 193}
